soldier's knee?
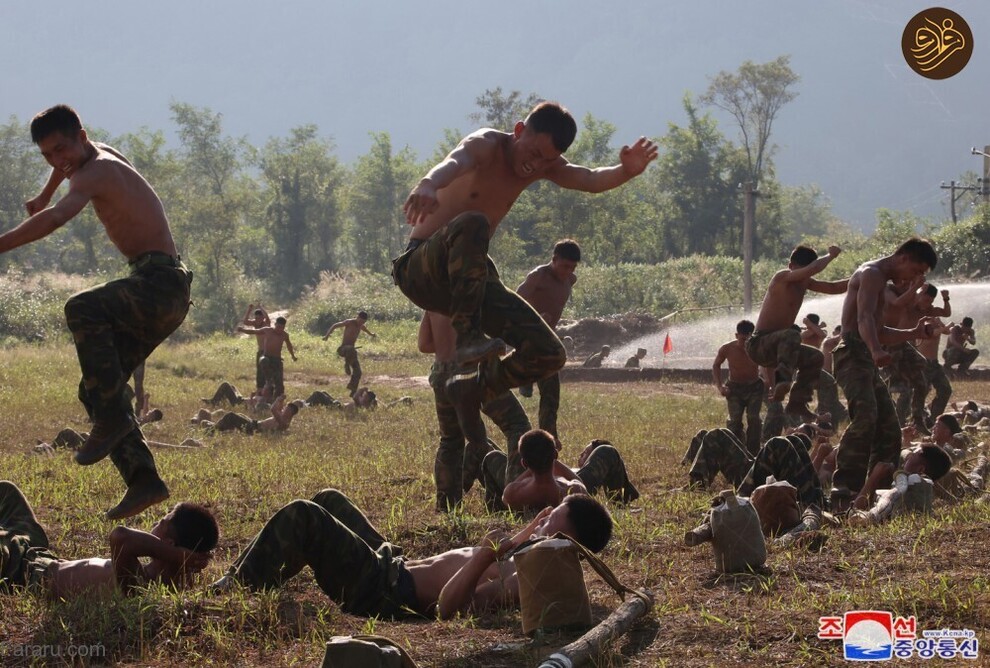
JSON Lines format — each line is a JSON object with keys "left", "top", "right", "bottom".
{"left": 310, "top": 489, "right": 345, "bottom": 506}
{"left": 547, "top": 338, "right": 567, "bottom": 372}
{"left": 64, "top": 292, "right": 97, "bottom": 323}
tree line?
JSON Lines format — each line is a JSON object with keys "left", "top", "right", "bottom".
{"left": 1, "top": 58, "right": 986, "bottom": 335}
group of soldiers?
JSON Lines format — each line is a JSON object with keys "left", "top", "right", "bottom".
{"left": 1, "top": 101, "right": 986, "bottom": 644}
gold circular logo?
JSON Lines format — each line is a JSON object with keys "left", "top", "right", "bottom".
{"left": 902, "top": 7, "right": 973, "bottom": 79}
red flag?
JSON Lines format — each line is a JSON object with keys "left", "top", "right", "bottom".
{"left": 663, "top": 333, "right": 673, "bottom": 354}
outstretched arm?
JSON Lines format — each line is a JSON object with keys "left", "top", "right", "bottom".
{"left": 323, "top": 321, "right": 345, "bottom": 340}
{"left": 1, "top": 187, "right": 91, "bottom": 254}
{"left": 361, "top": 324, "right": 376, "bottom": 338}
{"left": 546, "top": 137, "right": 658, "bottom": 193}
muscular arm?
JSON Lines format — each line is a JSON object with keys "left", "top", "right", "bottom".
{"left": 284, "top": 334, "right": 296, "bottom": 360}
{"left": 404, "top": 133, "right": 497, "bottom": 225}
{"left": 323, "top": 321, "right": 345, "bottom": 340}
{"left": 361, "top": 324, "right": 376, "bottom": 338}
{"left": 782, "top": 248, "right": 841, "bottom": 283}
{"left": 712, "top": 346, "right": 728, "bottom": 393}
{"left": 0, "top": 188, "right": 91, "bottom": 254}
{"left": 436, "top": 539, "right": 507, "bottom": 620}
{"left": 25, "top": 169, "right": 66, "bottom": 215}
{"left": 546, "top": 137, "right": 658, "bottom": 193}
{"left": 855, "top": 269, "right": 887, "bottom": 357}
{"left": 807, "top": 278, "right": 849, "bottom": 295}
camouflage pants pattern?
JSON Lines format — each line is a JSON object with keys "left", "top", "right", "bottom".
{"left": 736, "top": 436, "right": 825, "bottom": 511}
{"left": 944, "top": 347, "right": 979, "bottom": 371}
{"left": 725, "top": 378, "right": 764, "bottom": 455}
{"left": 259, "top": 356, "right": 284, "bottom": 398}
{"left": 207, "top": 382, "right": 244, "bottom": 406}
{"left": 430, "top": 361, "right": 531, "bottom": 511}
{"left": 0, "top": 482, "right": 59, "bottom": 591}
{"left": 685, "top": 428, "right": 753, "bottom": 488}
{"left": 924, "top": 358, "right": 952, "bottom": 419}
{"left": 212, "top": 412, "right": 258, "bottom": 434}
{"left": 746, "top": 328, "right": 823, "bottom": 406}
{"left": 817, "top": 370, "right": 848, "bottom": 425}
{"left": 226, "top": 489, "right": 416, "bottom": 618}
{"left": 760, "top": 400, "right": 794, "bottom": 441}
{"left": 480, "top": 444, "right": 632, "bottom": 512}
{"left": 391, "top": 213, "right": 566, "bottom": 397}
{"left": 535, "top": 373, "right": 561, "bottom": 438}
{"left": 832, "top": 333, "right": 902, "bottom": 497}
{"left": 888, "top": 342, "right": 929, "bottom": 426}
{"left": 337, "top": 345, "right": 362, "bottom": 395}
{"left": 64, "top": 261, "right": 191, "bottom": 486}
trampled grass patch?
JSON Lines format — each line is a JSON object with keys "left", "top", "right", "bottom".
{"left": 1, "top": 340, "right": 988, "bottom": 666}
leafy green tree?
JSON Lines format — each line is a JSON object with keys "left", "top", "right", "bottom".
{"left": 260, "top": 125, "right": 344, "bottom": 298}
{"left": 169, "top": 102, "right": 259, "bottom": 330}
{"left": 0, "top": 117, "right": 50, "bottom": 270}
{"left": 470, "top": 88, "right": 541, "bottom": 130}
{"left": 343, "top": 132, "right": 419, "bottom": 272}
{"left": 700, "top": 56, "right": 799, "bottom": 184}
{"left": 652, "top": 95, "right": 747, "bottom": 257}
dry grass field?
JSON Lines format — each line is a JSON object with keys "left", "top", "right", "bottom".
{"left": 1, "top": 329, "right": 988, "bottom": 667}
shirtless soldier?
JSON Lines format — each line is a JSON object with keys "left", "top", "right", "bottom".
{"left": 324, "top": 311, "right": 376, "bottom": 396}
{"left": 241, "top": 305, "right": 271, "bottom": 392}
{"left": 908, "top": 285, "right": 954, "bottom": 419}
{"left": 830, "top": 238, "right": 938, "bottom": 512}
{"left": 516, "top": 239, "right": 581, "bottom": 437}
{"left": 884, "top": 279, "right": 950, "bottom": 432}
{"left": 210, "top": 487, "right": 613, "bottom": 620}
{"left": 393, "top": 101, "right": 657, "bottom": 448}
{"left": 1, "top": 105, "right": 193, "bottom": 519}
{"left": 747, "top": 245, "right": 848, "bottom": 422}
{"left": 238, "top": 316, "right": 297, "bottom": 398}
{"left": 712, "top": 320, "right": 764, "bottom": 455}
{"left": 0, "top": 480, "right": 217, "bottom": 596}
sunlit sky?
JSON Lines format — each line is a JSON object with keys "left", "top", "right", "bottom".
{"left": 3, "top": 0, "right": 987, "bottom": 228}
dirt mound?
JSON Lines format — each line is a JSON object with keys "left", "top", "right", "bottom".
{"left": 556, "top": 312, "right": 660, "bottom": 356}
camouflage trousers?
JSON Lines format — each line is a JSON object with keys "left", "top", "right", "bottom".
{"left": 887, "top": 342, "right": 928, "bottom": 426}
{"left": 725, "top": 378, "right": 764, "bottom": 456}
{"left": 736, "top": 436, "right": 825, "bottom": 511}
{"left": 832, "top": 332, "right": 902, "bottom": 498}
{"left": 391, "top": 213, "right": 566, "bottom": 397}
{"left": 430, "top": 361, "right": 532, "bottom": 511}
{"left": 944, "top": 347, "right": 979, "bottom": 371}
{"left": 206, "top": 381, "right": 245, "bottom": 406}
{"left": 337, "top": 345, "right": 362, "bottom": 395}
{"left": 0, "top": 482, "right": 59, "bottom": 592}
{"left": 685, "top": 428, "right": 753, "bottom": 489}
{"left": 532, "top": 373, "right": 561, "bottom": 438}
{"left": 761, "top": 400, "right": 794, "bottom": 441}
{"left": 924, "top": 358, "right": 953, "bottom": 419}
{"left": 226, "top": 488, "right": 417, "bottom": 618}
{"left": 212, "top": 412, "right": 259, "bottom": 434}
{"left": 480, "top": 444, "right": 633, "bottom": 512}
{"left": 259, "top": 356, "right": 284, "bottom": 398}
{"left": 65, "top": 259, "right": 191, "bottom": 486}
{"left": 817, "top": 370, "right": 848, "bottom": 425}
{"left": 746, "top": 328, "right": 823, "bottom": 406}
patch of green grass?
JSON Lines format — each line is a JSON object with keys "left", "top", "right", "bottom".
{"left": 1, "top": 341, "right": 988, "bottom": 667}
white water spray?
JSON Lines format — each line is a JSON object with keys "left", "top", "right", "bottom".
{"left": 609, "top": 282, "right": 990, "bottom": 369}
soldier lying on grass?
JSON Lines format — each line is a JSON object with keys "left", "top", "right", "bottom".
{"left": 210, "top": 488, "right": 612, "bottom": 620}
{"left": 0, "top": 481, "right": 218, "bottom": 597}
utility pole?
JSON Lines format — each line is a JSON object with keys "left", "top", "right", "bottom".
{"left": 939, "top": 180, "right": 980, "bottom": 223}
{"left": 739, "top": 182, "right": 761, "bottom": 312}
{"left": 974, "top": 145, "right": 990, "bottom": 204}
